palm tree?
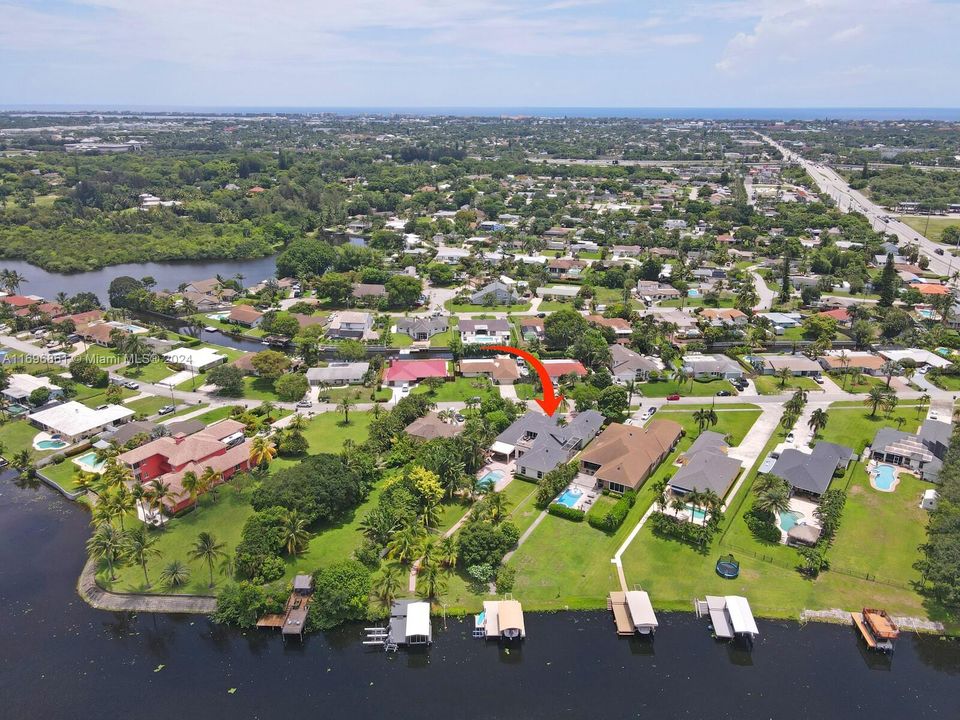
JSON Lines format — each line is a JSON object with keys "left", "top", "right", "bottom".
{"left": 189, "top": 532, "right": 227, "bottom": 588}
{"left": 880, "top": 360, "right": 900, "bottom": 388}
{"left": 865, "top": 386, "right": 890, "bottom": 418}
{"left": 159, "top": 559, "right": 191, "bottom": 589}
{"left": 249, "top": 436, "right": 277, "bottom": 467}
{"left": 287, "top": 413, "right": 307, "bottom": 431}
{"left": 146, "top": 478, "right": 172, "bottom": 528}
{"left": 182, "top": 470, "right": 202, "bottom": 513}
{"left": 776, "top": 366, "right": 792, "bottom": 389}
{"left": 755, "top": 484, "right": 791, "bottom": 516}
{"left": 418, "top": 563, "right": 448, "bottom": 600}
{"left": 807, "top": 408, "right": 828, "bottom": 438}
{"left": 482, "top": 490, "right": 510, "bottom": 524}
{"left": 125, "top": 525, "right": 160, "bottom": 587}
{"left": 86, "top": 524, "right": 126, "bottom": 581}
{"left": 692, "top": 406, "right": 718, "bottom": 436}
{"left": 336, "top": 396, "right": 355, "bottom": 425}
{"left": 260, "top": 400, "right": 276, "bottom": 420}
{"left": 387, "top": 525, "right": 423, "bottom": 564}
{"left": 199, "top": 466, "right": 223, "bottom": 503}
{"left": 280, "top": 509, "right": 312, "bottom": 555}
{"left": 438, "top": 536, "right": 458, "bottom": 569}
{"left": 917, "top": 393, "right": 931, "bottom": 418}
{"left": 371, "top": 565, "right": 403, "bottom": 610}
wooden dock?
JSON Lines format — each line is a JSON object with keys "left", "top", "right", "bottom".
{"left": 608, "top": 592, "right": 634, "bottom": 636}
{"left": 851, "top": 613, "right": 876, "bottom": 650}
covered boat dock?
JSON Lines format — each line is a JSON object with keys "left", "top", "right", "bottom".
{"left": 475, "top": 599, "right": 526, "bottom": 640}
{"left": 608, "top": 590, "right": 658, "bottom": 636}
{"left": 696, "top": 595, "right": 759, "bottom": 646}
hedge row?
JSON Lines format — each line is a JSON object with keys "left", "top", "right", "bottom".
{"left": 587, "top": 490, "right": 637, "bottom": 532}
{"left": 547, "top": 503, "right": 586, "bottom": 521}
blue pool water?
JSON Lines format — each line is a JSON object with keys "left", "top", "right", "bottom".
{"left": 686, "top": 504, "right": 707, "bottom": 522}
{"left": 476, "top": 469, "right": 505, "bottom": 490}
{"left": 207, "top": 311, "right": 230, "bottom": 321}
{"left": 36, "top": 439, "right": 68, "bottom": 450}
{"left": 917, "top": 308, "right": 936, "bottom": 320}
{"left": 873, "top": 464, "right": 897, "bottom": 490}
{"left": 74, "top": 451, "right": 105, "bottom": 471}
{"left": 687, "top": 288, "right": 700, "bottom": 298}
{"left": 779, "top": 510, "right": 802, "bottom": 532}
{"left": 556, "top": 487, "right": 583, "bottom": 508}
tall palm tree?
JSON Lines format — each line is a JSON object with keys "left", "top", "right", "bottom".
{"left": 287, "top": 413, "right": 307, "bottom": 431}
{"left": 755, "top": 484, "right": 791, "bottom": 517}
{"left": 438, "top": 536, "right": 458, "bottom": 569}
{"left": 189, "top": 532, "right": 227, "bottom": 588}
{"left": 371, "top": 564, "right": 403, "bottom": 610}
{"left": 146, "top": 478, "right": 172, "bottom": 528}
{"left": 387, "top": 525, "right": 423, "bottom": 564}
{"left": 418, "top": 563, "right": 448, "bottom": 600}
{"left": 260, "top": 400, "right": 276, "bottom": 420}
{"left": 807, "top": 408, "right": 829, "bottom": 438}
{"left": 917, "top": 393, "right": 931, "bottom": 418}
{"left": 199, "top": 466, "right": 223, "bottom": 503}
{"left": 280, "top": 509, "right": 312, "bottom": 555}
{"left": 159, "top": 559, "right": 191, "bottom": 589}
{"left": 865, "top": 385, "right": 890, "bottom": 418}
{"left": 125, "top": 525, "right": 160, "bottom": 587}
{"left": 481, "top": 490, "right": 510, "bottom": 525}
{"left": 692, "top": 406, "right": 718, "bottom": 436}
{"left": 86, "top": 524, "right": 126, "bottom": 581}
{"left": 777, "top": 366, "right": 792, "bottom": 389}
{"left": 249, "top": 436, "right": 277, "bottom": 467}
{"left": 181, "top": 470, "right": 202, "bottom": 513}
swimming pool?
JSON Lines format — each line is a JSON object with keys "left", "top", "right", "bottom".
{"left": 687, "top": 288, "right": 700, "bottom": 298}
{"left": 917, "top": 308, "right": 937, "bottom": 320}
{"left": 556, "top": 487, "right": 583, "bottom": 509}
{"left": 476, "top": 469, "right": 505, "bottom": 490}
{"left": 779, "top": 510, "right": 802, "bottom": 532}
{"left": 36, "top": 439, "right": 68, "bottom": 450}
{"left": 873, "top": 464, "right": 898, "bottom": 491}
{"left": 73, "top": 451, "right": 106, "bottom": 471}
{"left": 207, "top": 311, "right": 230, "bottom": 321}
{"left": 108, "top": 321, "right": 147, "bottom": 333}
{"left": 686, "top": 504, "right": 707, "bottom": 522}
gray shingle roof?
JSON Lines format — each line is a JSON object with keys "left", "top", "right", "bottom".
{"left": 770, "top": 441, "right": 853, "bottom": 496}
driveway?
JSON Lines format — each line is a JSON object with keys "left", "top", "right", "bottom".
{"left": 498, "top": 384, "right": 518, "bottom": 400}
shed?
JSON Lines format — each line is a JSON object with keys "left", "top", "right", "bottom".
{"left": 920, "top": 488, "right": 939, "bottom": 511}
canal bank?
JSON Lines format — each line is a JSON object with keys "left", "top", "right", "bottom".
{"left": 3, "top": 475, "right": 960, "bottom": 720}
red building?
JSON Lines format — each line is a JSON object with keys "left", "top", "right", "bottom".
{"left": 383, "top": 359, "right": 450, "bottom": 386}
{"left": 118, "top": 420, "right": 252, "bottom": 513}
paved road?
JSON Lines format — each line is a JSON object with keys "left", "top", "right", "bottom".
{"left": 758, "top": 133, "right": 957, "bottom": 279}
{"left": 749, "top": 265, "right": 776, "bottom": 310}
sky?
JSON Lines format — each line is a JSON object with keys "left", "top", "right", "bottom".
{"left": 2, "top": 0, "right": 960, "bottom": 109}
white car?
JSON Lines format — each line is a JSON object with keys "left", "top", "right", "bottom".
{"left": 401, "top": 384, "right": 410, "bottom": 394}
{"left": 929, "top": 411, "right": 939, "bottom": 421}
{"left": 786, "top": 432, "right": 795, "bottom": 443}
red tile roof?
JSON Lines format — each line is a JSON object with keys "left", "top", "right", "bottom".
{"left": 383, "top": 359, "right": 450, "bottom": 383}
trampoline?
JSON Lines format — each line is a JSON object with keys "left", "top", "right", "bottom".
{"left": 716, "top": 554, "right": 740, "bottom": 579}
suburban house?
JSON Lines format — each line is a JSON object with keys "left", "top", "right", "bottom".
{"left": 383, "top": 359, "right": 450, "bottom": 386}
{"left": 699, "top": 308, "right": 747, "bottom": 327}
{"left": 226, "top": 305, "right": 264, "bottom": 327}
{"left": 681, "top": 354, "right": 745, "bottom": 380}
{"left": 578, "top": 419, "right": 683, "bottom": 494}
{"left": 519, "top": 317, "right": 545, "bottom": 342}
{"left": 816, "top": 308, "right": 852, "bottom": 327}
{"left": 2, "top": 373, "right": 63, "bottom": 406}
{"left": 117, "top": 420, "right": 253, "bottom": 513}
{"left": 540, "top": 359, "right": 589, "bottom": 381}
{"left": 404, "top": 413, "right": 464, "bottom": 441}
{"left": 878, "top": 348, "right": 952, "bottom": 370}
{"left": 586, "top": 315, "right": 632, "bottom": 342}
{"left": 547, "top": 258, "right": 587, "bottom": 280}
{"left": 536, "top": 285, "right": 580, "bottom": 300}
{"left": 818, "top": 351, "right": 887, "bottom": 376}
{"left": 325, "top": 311, "right": 375, "bottom": 340}
{"left": 183, "top": 278, "right": 237, "bottom": 300}
{"left": 756, "top": 312, "right": 802, "bottom": 333}
{"left": 395, "top": 316, "right": 449, "bottom": 342}
{"left": 27, "top": 401, "right": 134, "bottom": 443}
{"left": 434, "top": 246, "right": 471, "bottom": 265}
{"left": 492, "top": 410, "right": 604, "bottom": 480}
{"left": 753, "top": 354, "right": 823, "bottom": 377}
{"left": 636, "top": 281, "right": 682, "bottom": 301}
{"left": 459, "top": 357, "right": 521, "bottom": 384}
{"left": 458, "top": 318, "right": 512, "bottom": 345}
{"left": 770, "top": 441, "right": 855, "bottom": 497}
{"left": 609, "top": 345, "right": 660, "bottom": 384}
{"left": 469, "top": 282, "right": 519, "bottom": 305}
{"left": 163, "top": 347, "right": 228, "bottom": 373}
{"left": 668, "top": 431, "right": 743, "bottom": 502}
{"left": 612, "top": 245, "right": 643, "bottom": 258}
{"left": 870, "top": 419, "right": 951, "bottom": 482}
{"left": 351, "top": 283, "right": 387, "bottom": 304}
{"left": 306, "top": 362, "right": 369, "bottom": 386}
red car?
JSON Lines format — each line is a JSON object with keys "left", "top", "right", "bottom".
{"left": 667, "top": 393, "right": 681, "bottom": 401}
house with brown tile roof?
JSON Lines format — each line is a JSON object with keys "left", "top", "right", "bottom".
{"left": 459, "top": 356, "right": 521, "bottom": 384}
{"left": 404, "top": 413, "right": 465, "bottom": 441}
{"left": 578, "top": 419, "right": 683, "bottom": 494}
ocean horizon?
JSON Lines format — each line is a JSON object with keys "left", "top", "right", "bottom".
{"left": 2, "top": 105, "right": 960, "bottom": 121}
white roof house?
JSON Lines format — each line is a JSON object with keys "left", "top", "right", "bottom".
{"left": 162, "top": 347, "right": 228, "bottom": 372}
{"left": 878, "top": 348, "right": 952, "bottom": 369}
{"left": 28, "top": 401, "right": 134, "bottom": 441}
{"left": 2, "top": 373, "right": 62, "bottom": 403}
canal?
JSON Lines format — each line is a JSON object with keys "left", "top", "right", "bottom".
{"left": 1, "top": 477, "right": 959, "bottom": 719}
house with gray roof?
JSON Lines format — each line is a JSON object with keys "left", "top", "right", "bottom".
{"left": 492, "top": 410, "right": 604, "bottom": 480}
{"left": 681, "top": 354, "right": 745, "bottom": 380}
{"left": 870, "top": 419, "right": 951, "bottom": 481}
{"left": 306, "top": 362, "right": 369, "bottom": 386}
{"left": 770, "top": 441, "right": 854, "bottom": 496}
{"left": 609, "top": 345, "right": 660, "bottom": 384}
{"left": 469, "top": 282, "right": 519, "bottom": 305}
{"left": 668, "top": 431, "right": 743, "bottom": 499}
{"left": 395, "top": 316, "right": 449, "bottom": 342}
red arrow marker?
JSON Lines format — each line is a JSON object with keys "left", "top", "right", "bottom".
{"left": 486, "top": 345, "right": 564, "bottom": 417}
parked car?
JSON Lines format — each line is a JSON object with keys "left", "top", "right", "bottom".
{"left": 401, "top": 383, "right": 410, "bottom": 395}
{"left": 667, "top": 393, "right": 681, "bottom": 401}
{"left": 786, "top": 432, "right": 795, "bottom": 443}
{"left": 157, "top": 405, "right": 176, "bottom": 416}
{"left": 643, "top": 407, "right": 657, "bottom": 419}
{"left": 296, "top": 399, "right": 312, "bottom": 408}
{"left": 124, "top": 381, "right": 139, "bottom": 390}
{"left": 813, "top": 376, "right": 824, "bottom": 384}
{"left": 935, "top": 248, "right": 945, "bottom": 255}
{"left": 716, "top": 390, "right": 732, "bottom": 396}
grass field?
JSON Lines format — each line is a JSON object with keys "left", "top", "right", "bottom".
{"left": 124, "top": 395, "right": 170, "bottom": 416}
{"left": 753, "top": 374, "right": 824, "bottom": 395}
{"left": 121, "top": 359, "right": 178, "bottom": 383}
{"left": 828, "top": 372, "right": 889, "bottom": 394}
{"left": 412, "top": 376, "right": 496, "bottom": 402}
{"left": 638, "top": 377, "right": 736, "bottom": 398}
{"left": 0, "top": 419, "right": 58, "bottom": 461}
{"left": 41, "top": 458, "right": 84, "bottom": 492}
{"left": 901, "top": 215, "right": 960, "bottom": 244}
{"left": 444, "top": 300, "right": 532, "bottom": 313}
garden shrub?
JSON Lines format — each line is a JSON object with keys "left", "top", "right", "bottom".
{"left": 548, "top": 503, "right": 586, "bottom": 521}
{"left": 587, "top": 490, "right": 636, "bottom": 532}
{"left": 743, "top": 505, "right": 782, "bottom": 543}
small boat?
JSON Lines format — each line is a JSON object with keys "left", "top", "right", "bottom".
{"left": 852, "top": 608, "right": 900, "bottom": 653}
{"left": 204, "top": 326, "right": 218, "bottom": 333}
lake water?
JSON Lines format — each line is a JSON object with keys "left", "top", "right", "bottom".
{"left": 0, "top": 255, "right": 280, "bottom": 304}
{"left": 2, "top": 477, "right": 960, "bottom": 719}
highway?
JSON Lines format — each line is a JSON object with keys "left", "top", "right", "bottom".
{"left": 757, "top": 133, "right": 959, "bottom": 281}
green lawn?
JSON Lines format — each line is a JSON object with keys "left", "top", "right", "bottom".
{"left": 168, "top": 402, "right": 209, "bottom": 418}
{"left": 638, "top": 377, "right": 736, "bottom": 398}
{"left": 270, "top": 411, "right": 375, "bottom": 471}
{"left": 412, "top": 376, "right": 496, "bottom": 402}
{"left": 428, "top": 329, "right": 454, "bottom": 347}
{"left": 753, "top": 374, "right": 824, "bottom": 396}
{"left": 901, "top": 215, "right": 960, "bottom": 244}
{"left": 237, "top": 376, "right": 282, "bottom": 401}
{"left": 660, "top": 295, "right": 737, "bottom": 309}
{"left": 537, "top": 300, "right": 578, "bottom": 312}
{"left": 192, "top": 314, "right": 266, "bottom": 338}
{"left": 121, "top": 359, "right": 179, "bottom": 383}
{"left": 827, "top": 372, "right": 889, "bottom": 393}
{"left": 124, "top": 395, "right": 170, "bottom": 417}
{"left": 0, "top": 419, "right": 57, "bottom": 461}
{"left": 80, "top": 347, "right": 126, "bottom": 367}
{"left": 389, "top": 332, "right": 414, "bottom": 348}
{"left": 316, "top": 385, "right": 391, "bottom": 403}
{"left": 819, "top": 403, "right": 925, "bottom": 453}
{"left": 656, "top": 406, "right": 762, "bottom": 446}
{"left": 928, "top": 373, "right": 960, "bottom": 391}
{"left": 444, "top": 300, "right": 532, "bottom": 313}
{"left": 41, "top": 458, "right": 85, "bottom": 492}
{"left": 191, "top": 405, "right": 240, "bottom": 425}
